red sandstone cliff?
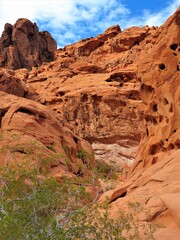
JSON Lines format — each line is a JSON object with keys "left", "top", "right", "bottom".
{"left": 101, "top": 7, "right": 180, "bottom": 240}
{"left": 0, "top": 7, "right": 180, "bottom": 239}
{"left": 0, "top": 18, "right": 57, "bottom": 70}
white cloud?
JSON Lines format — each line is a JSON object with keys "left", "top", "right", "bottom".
{"left": 0, "top": 0, "right": 179, "bottom": 47}
{"left": 0, "top": 0, "right": 130, "bottom": 47}
{"left": 143, "top": 0, "right": 180, "bottom": 26}
{"left": 123, "top": 0, "right": 180, "bottom": 28}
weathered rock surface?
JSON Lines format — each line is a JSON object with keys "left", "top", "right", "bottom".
{"left": 0, "top": 68, "right": 27, "bottom": 97}
{"left": 0, "top": 91, "right": 96, "bottom": 183}
{"left": 24, "top": 23, "right": 152, "bottom": 168}
{"left": 101, "top": 7, "right": 180, "bottom": 239}
{"left": 0, "top": 20, "right": 159, "bottom": 169}
{"left": 0, "top": 7, "right": 180, "bottom": 238}
{"left": 0, "top": 18, "right": 57, "bottom": 70}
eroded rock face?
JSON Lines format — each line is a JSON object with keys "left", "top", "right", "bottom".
{"left": 103, "top": 7, "right": 180, "bottom": 239}
{"left": 0, "top": 7, "right": 179, "bottom": 239}
{"left": 0, "top": 18, "right": 57, "bottom": 70}
{"left": 0, "top": 68, "right": 27, "bottom": 97}
{"left": 26, "top": 67, "right": 144, "bottom": 169}
{"left": 0, "top": 20, "right": 160, "bottom": 169}
{"left": 24, "top": 24, "right": 153, "bottom": 169}
{"left": 0, "top": 91, "right": 96, "bottom": 182}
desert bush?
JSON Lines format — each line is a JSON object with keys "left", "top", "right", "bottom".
{"left": 0, "top": 133, "right": 159, "bottom": 239}
{"left": 0, "top": 162, "right": 159, "bottom": 240}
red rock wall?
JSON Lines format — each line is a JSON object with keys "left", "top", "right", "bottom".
{"left": 0, "top": 19, "right": 57, "bottom": 70}
{"left": 104, "top": 7, "right": 180, "bottom": 240}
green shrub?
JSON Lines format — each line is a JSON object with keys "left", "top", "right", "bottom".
{"left": 0, "top": 133, "right": 159, "bottom": 240}
{"left": 0, "top": 163, "right": 159, "bottom": 240}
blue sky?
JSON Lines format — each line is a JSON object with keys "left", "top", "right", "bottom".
{"left": 0, "top": 0, "right": 180, "bottom": 48}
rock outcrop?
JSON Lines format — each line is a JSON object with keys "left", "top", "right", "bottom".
{"left": 0, "top": 91, "right": 96, "bottom": 184}
{"left": 101, "top": 7, "right": 180, "bottom": 239}
{"left": 0, "top": 18, "right": 57, "bottom": 70}
{"left": 1, "top": 7, "right": 180, "bottom": 239}
{"left": 0, "top": 20, "right": 160, "bottom": 170}
{"left": 0, "top": 68, "right": 27, "bottom": 97}
{"left": 23, "top": 23, "right": 153, "bottom": 169}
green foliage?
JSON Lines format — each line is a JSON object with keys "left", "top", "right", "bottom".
{"left": 0, "top": 133, "right": 159, "bottom": 239}
{"left": 0, "top": 163, "right": 158, "bottom": 240}
{"left": 96, "top": 160, "right": 122, "bottom": 181}
{"left": 76, "top": 148, "right": 86, "bottom": 160}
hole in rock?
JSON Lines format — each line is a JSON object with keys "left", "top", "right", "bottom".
{"left": 92, "top": 94, "right": 102, "bottom": 103}
{"left": 120, "top": 191, "right": 127, "bottom": 198}
{"left": 145, "top": 115, "right": 158, "bottom": 125}
{"left": 170, "top": 43, "right": 178, "bottom": 51}
{"left": 111, "top": 191, "right": 127, "bottom": 202}
{"left": 159, "top": 63, "right": 165, "bottom": 70}
{"left": 153, "top": 104, "right": 158, "bottom": 112}
{"left": 119, "top": 83, "right": 124, "bottom": 87}
{"left": 160, "top": 140, "right": 164, "bottom": 147}
{"left": 168, "top": 143, "right": 175, "bottom": 150}
{"left": 106, "top": 79, "right": 112, "bottom": 82}
{"left": 15, "top": 149, "right": 27, "bottom": 154}
{"left": 73, "top": 136, "right": 78, "bottom": 144}
{"left": 169, "top": 104, "right": 173, "bottom": 113}
{"left": 0, "top": 109, "right": 7, "bottom": 128}
{"left": 56, "top": 91, "right": 66, "bottom": 97}
{"left": 159, "top": 115, "right": 163, "bottom": 123}
{"left": 177, "top": 65, "right": 180, "bottom": 71}
{"left": 163, "top": 98, "right": 169, "bottom": 105}
{"left": 39, "top": 115, "right": 46, "bottom": 119}
{"left": 173, "top": 53, "right": 177, "bottom": 56}
{"left": 141, "top": 84, "right": 154, "bottom": 93}
{"left": 173, "top": 129, "right": 177, "bottom": 133}
{"left": 146, "top": 128, "right": 149, "bottom": 136}
{"left": 17, "top": 107, "right": 34, "bottom": 116}
{"left": 152, "top": 118, "right": 158, "bottom": 125}
{"left": 51, "top": 164, "right": 58, "bottom": 169}
{"left": 152, "top": 157, "right": 157, "bottom": 165}
{"left": 149, "top": 144, "right": 159, "bottom": 155}
{"left": 81, "top": 93, "right": 88, "bottom": 102}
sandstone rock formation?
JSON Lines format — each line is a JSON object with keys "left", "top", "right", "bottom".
{"left": 0, "top": 7, "right": 180, "bottom": 239}
{"left": 0, "top": 20, "right": 160, "bottom": 169}
{"left": 101, "top": 7, "right": 180, "bottom": 239}
{"left": 23, "top": 23, "right": 153, "bottom": 169}
{"left": 0, "top": 91, "right": 96, "bottom": 184}
{"left": 0, "top": 18, "right": 57, "bottom": 70}
{"left": 0, "top": 68, "right": 27, "bottom": 97}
